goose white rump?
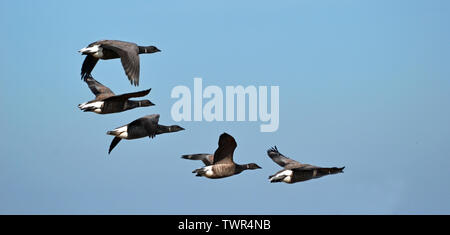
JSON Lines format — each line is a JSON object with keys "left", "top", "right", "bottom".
{"left": 108, "top": 125, "right": 129, "bottom": 139}
{"left": 79, "top": 45, "right": 103, "bottom": 58}
{"left": 78, "top": 101, "right": 104, "bottom": 113}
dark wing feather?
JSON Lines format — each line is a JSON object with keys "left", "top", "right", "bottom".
{"left": 84, "top": 76, "right": 115, "bottom": 100}
{"left": 143, "top": 114, "right": 159, "bottom": 138}
{"left": 108, "top": 137, "right": 122, "bottom": 154}
{"left": 213, "top": 133, "right": 237, "bottom": 165}
{"left": 101, "top": 42, "right": 140, "bottom": 86}
{"left": 128, "top": 114, "right": 160, "bottom": 139}
{"left": 120, "top": 51, "right": 140, "bottom": 86}
{"left": 103, "top": 89, "right": 150, "bottom": 102}
{"left": 81, "top": 55, "right": 99, "bottom": 80}
{"left": 181, "top": 154, "right": 214, "bottom": 166}
{"left": 290, "top": 166, "right": 344, "bottom": 182}
{"left": 267, "top": 146, "right": 301, "bottom": 168}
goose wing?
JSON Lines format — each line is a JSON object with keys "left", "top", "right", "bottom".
{"left": 103, "top": 89, "right": 150, "bottom": 102}
{"left": 84, "top": 76, "right": 115, "bottom": 100}
{"left": 212, "top": 133, "right": 237, "bottom": 165}
{"left": 181, "top": 154, "right": 214, "bottom": 166}
{"left": 81, "top": 55, "right": 99, "bottom": 80}
{"left": 100, "top": 41, "right": 140, "bottom": 86}
{"left": 128, "top": 114, "right": 160, "bottom": 139}
{"left": 108, "top": 137, "right": 122, "bottom": 154}
{"left": 267, "top": 146, "right": 302, "bottom": 169}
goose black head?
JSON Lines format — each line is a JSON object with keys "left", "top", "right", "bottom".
{"left": 140, "top": 100, "right": 155, "bottom": 107}
{"left": 169, "top": 125, "right": 185, "bottom": 132}
{"left": 247, "top": 163, "right": 262, "bottom": 170}
{"left": 140, "top": 46, "right": 161, "bottom": 54}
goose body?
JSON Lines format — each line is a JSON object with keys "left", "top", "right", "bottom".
{"left": 79, "top": 40, "right": 161, "bottom": 86}
{"left": 106, "top": 114, "right": 184, "bottom": 154}
{"left": 193, "top": 163, "right": 250, "bottom": 179}
{"left": 182, "top": 133, "right": 261, "bottom": 179}
{"left": 267, "top": 146, "right": 344, "bottom": 184}
{"left": 78, "top": 76, "right": 154, "bottom": 114}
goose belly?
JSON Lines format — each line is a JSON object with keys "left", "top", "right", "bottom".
{"left": 100, "top": 101, "right": 126, "bottom": 114}
{"left": 206, "top": 164, "right": 235, "bottom": 179}
{"left": 289, "top": 170, "right": 318, "bottom": 183}
{"left": 126, "top": 125, "right": 152, "bottom": 139}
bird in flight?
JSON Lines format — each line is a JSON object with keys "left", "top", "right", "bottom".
{"left": 79, "top": 40, "right": 161, "bottom": 86}
{"left": 182, "top": 133, "right": 262, "bottom": 179}
{"left": 106, "top": 114, "right": 184, "bottom": 154}
{"left": 267, "top": 146, "right": 344, "bottom": 184}
{"left": 78, "top": 75, "right": 154, "bottom": 114}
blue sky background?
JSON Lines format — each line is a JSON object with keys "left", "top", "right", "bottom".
{"left": 1, "top": 0, "right": 449, "bottom": 214}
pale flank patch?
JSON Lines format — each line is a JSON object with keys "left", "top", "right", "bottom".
{"left": 283, "top": 176, "right": 292, "bottom": 183}
{"left": 281, "top": 170, "right": 293, "bottom": 183}
{"left": 204, "top": 166, "right": 214, "bottom": 177}
{"left": 114, "top": 125, "right": 129, "bottom": 139}
{"left": 79, "top": 45, "right": 103, "bottom": 58}
{"left": 270, "top": 169, "right": 293, "bottom": 183}
{"left": 118, "top": 132, "right": 128, "bottom": 138}
{"left": 79, "top": 101, "right": 104, "bottom": 113}
{"left": 114, "top": 125, "right": 128, "bottom": 133}
{"left": 92, "top": 46, "right": 103, "bottom": 58}
{"left": 79, "top": 45, "right": 98, "bottom": 53}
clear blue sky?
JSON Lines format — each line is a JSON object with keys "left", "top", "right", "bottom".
{"left": 1, "top": 0, "right": 449, "bottom": 214}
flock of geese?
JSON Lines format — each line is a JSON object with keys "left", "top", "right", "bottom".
{"left": 77, "top": 39, "right": 345, "bottom": 184}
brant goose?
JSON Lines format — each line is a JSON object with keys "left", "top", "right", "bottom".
{"left": 182, "top": 133, "right": 261, "bottom": 179}
{"left": 79, "top": 40, "right": 161, "bottom": 86}
{"left": 267, "top": 146, "right": 344, "bottom": 184}
{"left": 78, "top": 76, "right": 154, "bottom": 114}
{"left": 106, "top": 114, "right": 184, "bottom": 154}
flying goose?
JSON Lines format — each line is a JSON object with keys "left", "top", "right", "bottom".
{"left": 79, "top": 40, "right": 161, "bottom": 86}
{"left": 182, "top": 133, "right": 261, "bottom": 179}
{"left": 107, "top": 114, "right": 184, "bottom": 154}
{"left": 78, "top": 76, "right": 154, "bottom": 114}
{"left": 267, "top": 146, "right": 344, "bottom": 184}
